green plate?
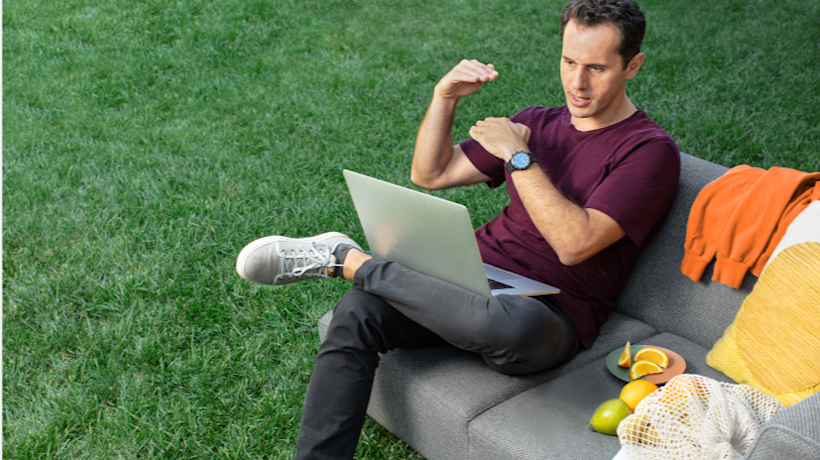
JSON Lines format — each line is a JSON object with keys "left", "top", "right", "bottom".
{"left": 605, "top": 345, "right": 686, "bottom": 384}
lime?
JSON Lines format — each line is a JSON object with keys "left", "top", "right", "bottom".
{"left": 588, "top": 398, "right": 632, "bottom": 435}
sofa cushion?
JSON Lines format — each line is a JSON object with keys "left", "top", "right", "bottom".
{"left": 468, "top": 360, "right": 624, "bottom": 460}
{"left": 318, "top": 311, "right": 658, "bottom": 460}
{"left": 467, "top": 332, "right": 734, "bottom": 460}
{"left": 614, "top": 153, "right": 754, "bottom": 349}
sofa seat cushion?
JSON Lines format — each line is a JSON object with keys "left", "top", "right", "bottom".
{"left": 466, "top": 332, "right": 734, "bottom": 460}
{"left": 319, "top": 311, "right": 658, "bottom": 460}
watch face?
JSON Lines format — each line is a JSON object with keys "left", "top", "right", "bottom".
{"left": 511, "top": 152, "right": 531, "bottom": 169}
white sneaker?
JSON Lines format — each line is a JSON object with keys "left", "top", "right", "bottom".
{"left": 236, "top": 232, "right": 362, "bottom": 286}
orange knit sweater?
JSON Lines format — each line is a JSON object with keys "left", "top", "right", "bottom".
{"left": 680, "top": 165, "right": 820, "bottom": 288}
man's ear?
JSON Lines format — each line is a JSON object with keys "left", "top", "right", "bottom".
{"left": 625, "top": 52, "right": 645, "bottom": 79}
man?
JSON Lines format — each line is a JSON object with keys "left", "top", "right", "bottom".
{"left": 236, "top": 1, "right": 680, "bottom": 458}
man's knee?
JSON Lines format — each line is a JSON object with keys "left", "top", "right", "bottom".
{"left": 490, "top": 296, "right": 556, "bottom": 343}
{"left": 477, "top": 297, "right": 576, "bottom": 374}
{"left": 332, "top": 289, "right": 388, "bottom": 326}
{"left": 324, "top": 289, "right": 393, "bottom": 353}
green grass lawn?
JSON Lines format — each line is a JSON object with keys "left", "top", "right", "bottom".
{"left": 3, "top": 0, "right": 819, "bottom": 458}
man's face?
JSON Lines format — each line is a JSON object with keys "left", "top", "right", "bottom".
{"left": 560, "top": 19, "right": 642, "bottom": 130}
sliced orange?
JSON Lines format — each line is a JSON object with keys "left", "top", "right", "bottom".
{"left": 629, "top": 360, "right": 663, "bottom": 380}
{"left": 617, "top": 341, "right": 632, "bottom": 368}
{"left": 633, "top": 347, "right": 669, "bottom": 369}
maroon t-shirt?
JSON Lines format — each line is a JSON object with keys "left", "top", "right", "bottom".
{"left": 460, "top": 105, "right": 680, "bottom": 348}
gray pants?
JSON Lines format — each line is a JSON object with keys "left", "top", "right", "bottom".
{"left": 294, "top": 257, "right": 579, "bottom": 459}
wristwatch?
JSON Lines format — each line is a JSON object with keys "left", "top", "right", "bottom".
{"left": 505, "top": 151, "right": 537, "bottom": 174}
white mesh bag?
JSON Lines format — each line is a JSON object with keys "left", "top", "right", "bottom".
{"left": 617, "top": 374, "right": 785, "bottom": 460}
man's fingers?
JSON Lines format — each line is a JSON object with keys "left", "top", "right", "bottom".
{"left": 460, "top": 58, "right": 494, "bottom": 71}
{"left": 464, "top": 59, "right": 496, "bottom": 74}
{"left": 436, "top": 59, "right": 498, "bottom": 99}
{"left": 455, "top": 59, "right": 498, "bottom": 82}
{"left": 468, "top": 125, "right": 483, "bottom": 141}
{"left": 474, "top": 118, "right": 530, "bottom": 140}
{"left": 478, "top": 117, "right": 509, "bottom": 125}
{"left": 451, "top": 71, "right": 495, "bottom": 84}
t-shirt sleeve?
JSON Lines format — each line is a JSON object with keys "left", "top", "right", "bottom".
{"left": 585, "top": 138, "right": 681, "bottom": 248}
{"left": 459, "top": 107, "right": 538, "bottom": 189}
{"left": 460, "top": 138, "right": 506, "bottom": 188}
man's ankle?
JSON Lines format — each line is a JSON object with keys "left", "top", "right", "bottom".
{"left": 340, "top": 248, "right": 371, "bottom": 281}
{"left": 328, "top": 244, "right": 355, "bottom": 279}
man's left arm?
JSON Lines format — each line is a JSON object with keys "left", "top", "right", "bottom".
{"left": 470, "top": 117, "right": 625, "bottom": 266}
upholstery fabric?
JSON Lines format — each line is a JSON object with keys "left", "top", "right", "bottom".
{"left": 707, "top": 242, "right": 820, "bottom": 406}
{"left": 745, "top": 392, "right": 820, "bottom": 460}
{"left": 468, "top": 361, "right": 625, "bottom": 460}
{"left": 614, "top": 154, "right": 754, "bottom": 349}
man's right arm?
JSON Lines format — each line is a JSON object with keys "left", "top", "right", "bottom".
{"left": 411, "top": 60, "right": 497, "bottom": 190}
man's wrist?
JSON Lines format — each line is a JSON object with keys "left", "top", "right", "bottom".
{"left": 505, "top": 151, "right": 537, "bottom": 174}
{"left": 432, "top": 90, "right": 461, "bottom": 109}
{"left": 498, "top": 148, "right": 515, "bottom": 162}
{"left": 433, "top": 82, "right": 462, "bottom": 101}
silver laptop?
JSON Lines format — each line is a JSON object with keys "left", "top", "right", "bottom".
{"left": 343, "top": 169, "right": 559, "bottom": 298}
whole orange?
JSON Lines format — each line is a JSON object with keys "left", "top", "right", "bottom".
{"left": 619, "top": 380, "right": 659, "bottom": 411}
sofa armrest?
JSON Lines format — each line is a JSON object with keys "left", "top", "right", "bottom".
{"left": 319, "top": 309, "right": 333, "bottom": 342}
{"left": 744, "top": 392, "right": 820, "bottom": 460}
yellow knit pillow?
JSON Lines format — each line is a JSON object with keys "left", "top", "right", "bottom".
{"left": 706, "top": 242, "right": 820, "bottom": 406}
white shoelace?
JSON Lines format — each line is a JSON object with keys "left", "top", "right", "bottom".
{"left": 276, "top": 242, "right": 342, "bottom": 281}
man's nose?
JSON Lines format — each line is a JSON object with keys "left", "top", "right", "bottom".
{"left": 571, "top": 68, "right": 588, "bottom": 91}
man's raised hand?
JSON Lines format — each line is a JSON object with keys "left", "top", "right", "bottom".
{"left": 435, "top": 59, "right": 499, "bottom": 100}
{"left": 469, "top": 117, "right": 531, "bottom": 161}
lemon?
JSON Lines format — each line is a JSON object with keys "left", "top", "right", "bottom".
{"left": 619, "top": 412, "right": 659, "bottom": 445}
{"left": 588, "top": 398, "right": 632, "bottom": 435}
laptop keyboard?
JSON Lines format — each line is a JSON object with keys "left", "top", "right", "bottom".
{"left": 488, "top": 278, "right": 514, "bottom": 290}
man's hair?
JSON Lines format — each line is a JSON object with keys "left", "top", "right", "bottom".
{"left": 559, "top": 0, "right": 646, "bottom": 69}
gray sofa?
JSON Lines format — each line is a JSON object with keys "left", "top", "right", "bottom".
{"left": 318, "top": 153, "right": 820, "bottom": 460}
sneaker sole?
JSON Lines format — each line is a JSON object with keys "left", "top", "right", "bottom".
{"left": 235, "top": 232, "right": 356, "bottom": 282}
